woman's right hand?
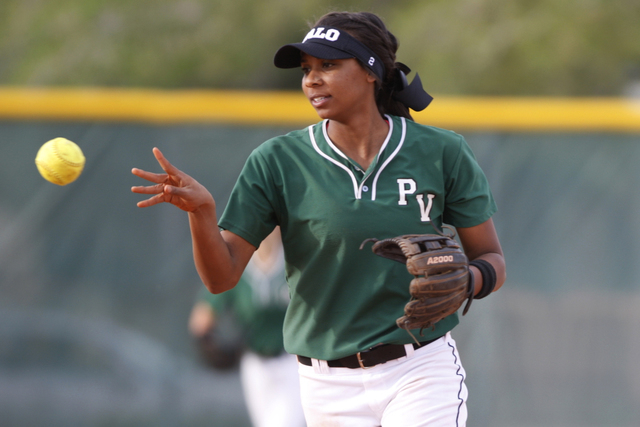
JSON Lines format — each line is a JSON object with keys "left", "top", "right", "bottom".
{"left": 131, "top": 147, "right": 215, "bottom": 213}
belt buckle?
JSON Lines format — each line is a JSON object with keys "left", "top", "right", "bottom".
{"left": 356, "top": 351, "right": 370, "bottom": 369}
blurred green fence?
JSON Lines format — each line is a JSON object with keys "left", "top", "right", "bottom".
{"left": 1, "top": 91, "right": 639, "bottom": 426}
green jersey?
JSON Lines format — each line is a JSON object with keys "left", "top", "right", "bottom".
{"left": 219, "top": 115, "right": 496, "bottom": 360}
{"left": 202, "top": 252, "right": 289, "bottom": 357}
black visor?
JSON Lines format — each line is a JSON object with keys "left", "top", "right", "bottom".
{"left": 274, "top": 26, "right": 385, "bottom": 80}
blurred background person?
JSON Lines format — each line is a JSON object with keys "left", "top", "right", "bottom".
{"left": 188, "top": 227, "right": 305, "bottom": 427}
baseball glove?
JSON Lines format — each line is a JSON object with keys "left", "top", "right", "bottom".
{"left": 195, "top": 327, "right": 243, "bottom": 371}
{"left": 362, "top": 232, "right": 473, "bottom": 333}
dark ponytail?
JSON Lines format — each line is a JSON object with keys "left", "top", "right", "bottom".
{"left": 313, "top": 12, "right": 414, "bottom": 120}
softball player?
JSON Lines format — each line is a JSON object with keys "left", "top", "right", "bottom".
{"left": 188, "top": 228, "right": 305, "bottom": 427}
{"left": 132, "top": 11, "right": 506, "bottom": 427}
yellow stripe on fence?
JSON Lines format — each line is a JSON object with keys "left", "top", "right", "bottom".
{"left": 1, "top": 88, "right": 639, "bottom": 131}
{"left": 414, "top": 97, "right": 640, "bottom": 132}
{"left": 0, "top": 88, "right": 317, "bottom": 125}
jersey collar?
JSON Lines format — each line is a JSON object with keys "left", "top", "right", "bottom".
{"left": 308, "top": 115, "right": 407, "bottom": 200}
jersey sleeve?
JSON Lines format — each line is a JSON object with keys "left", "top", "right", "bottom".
{"left": 442, "top": 134, "right": 497, "bottom": 227}
{"left": 218, "top": 147, "right": 280, "bottom": 248}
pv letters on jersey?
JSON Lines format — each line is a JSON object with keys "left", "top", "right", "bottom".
{"left": 397, "top": 178, "right": 435, "bottom": 222}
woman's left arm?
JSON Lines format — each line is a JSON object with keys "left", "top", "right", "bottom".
{"left": 457, "top": 218, "right": 507, "bottom": 296}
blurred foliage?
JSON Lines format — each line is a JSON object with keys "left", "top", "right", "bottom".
{"left": 389, "top": 0, "right": 640, "bottom": 95}
{"left": 0, "top": 0, "right": 638, "bottom": 95}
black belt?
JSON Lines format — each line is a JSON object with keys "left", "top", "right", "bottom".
{"left": 297, "top": 337, "right": 440, "bottom": 369}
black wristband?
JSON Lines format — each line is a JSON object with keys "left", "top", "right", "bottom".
{"left": 469, "top": 259, "right": 496, "bottom": 300}
{"left": 462, "top": 268, "right": 474, "bottom": 315}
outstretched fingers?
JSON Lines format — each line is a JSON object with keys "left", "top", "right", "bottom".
{"left": 134, "top": 192, "right": 163, "bottom": 208}
{"left": 131, "top": 177, "right": 167, "bottom": 207}
{"left": 131, "top": 181, "right": 165, "bottom": 195}
{"left": 131, "top": 148, "right": 174, "bottom": 207}
{"left": 152, "top": 147, "right": 181, "bottom": 177}
{"left": 131, "top": 147, "right": 216, "bottom": 212}
{"left": 131, "top": 168, "right": 166, "bottom": 184}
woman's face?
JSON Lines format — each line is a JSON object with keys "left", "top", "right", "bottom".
{"left": 300, "top": 53, "right": 377, "bottom": 122}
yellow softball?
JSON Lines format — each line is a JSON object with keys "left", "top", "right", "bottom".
{"left": 35, "top": 137, "right": 85, "bottom": 185}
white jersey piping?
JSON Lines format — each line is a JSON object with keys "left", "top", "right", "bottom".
{"left": 371, "top": 116, "right": 406, "bottom": 200}
{"left": 309, "top": 115, "right": 403, "bottom": 200}
{"left": 308, "top": 125, "right": 360, "bottom": 197}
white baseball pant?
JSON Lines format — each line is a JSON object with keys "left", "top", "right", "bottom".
{"left": 240, "top": 351, "right": 307, "bottom": 427}
{"left": 297, "top": 333, "right": 468, "bottom": 427}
